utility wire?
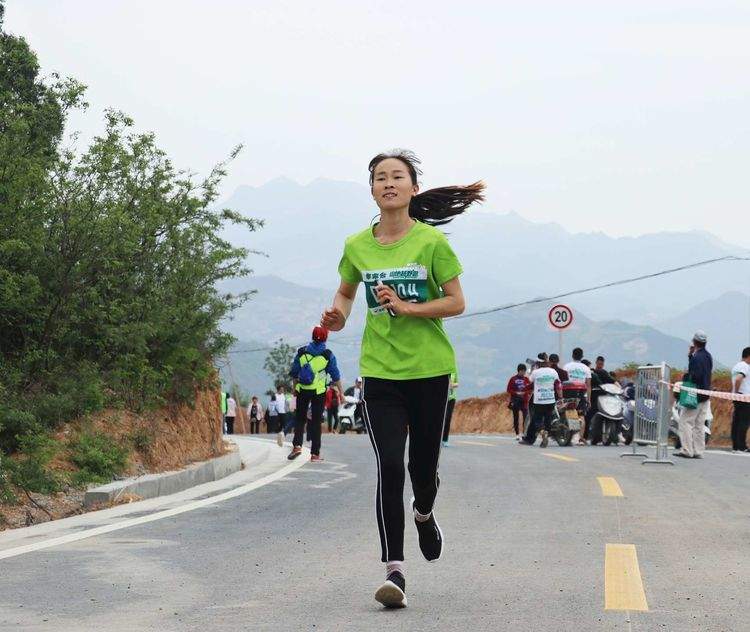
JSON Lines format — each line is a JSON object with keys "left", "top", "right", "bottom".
{"left": 451, "top": 255, "right": 749, "bottom": 320}
{"left": 226, "top": 255, "right": 750, "bottom": 352}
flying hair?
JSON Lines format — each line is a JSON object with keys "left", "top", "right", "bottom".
{"left": 368, "top": 149, "right": 485, "bottom": 227}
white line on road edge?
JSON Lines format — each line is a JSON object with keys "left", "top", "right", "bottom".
{"left": 0, "top": 452, "right": 309, "bottom": 561}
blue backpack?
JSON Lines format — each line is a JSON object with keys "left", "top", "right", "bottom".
{"left": 299, "top": 354, "right": 317, "bottom": 386}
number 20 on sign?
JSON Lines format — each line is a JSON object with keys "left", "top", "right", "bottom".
{"left": 548, "top": 304, "right": 574, "bottom": 359}
{"left": 548, "top": 304, "right": 574, "bottom": 330}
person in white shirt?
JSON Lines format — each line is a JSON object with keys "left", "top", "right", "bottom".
{"left": 225, "top": 395, "right": 237, "bottom": 435}
{"left": 564, "top": 347, "right": 593, "bottom": 443}
{"left": 275, "top": 385, "right": 290, "bottom": 446}
{"left": 730, "top": 347, "right": 750, "bottom": 452}
{"left": 268, "top": 395, "right": 279, "bottom": 432}
{"left": 521, "top": 360, "right": 561, "bottom": 448}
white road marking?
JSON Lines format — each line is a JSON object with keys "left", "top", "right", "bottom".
{"left": 0, "top": 451, "right": 309, "bottom": 561}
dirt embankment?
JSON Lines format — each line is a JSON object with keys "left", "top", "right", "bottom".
{"left": 1, "top": 386, "right": 227, "bottom": 530}
{"left": 452, "top": 373, "right": 736, "bottom": 447}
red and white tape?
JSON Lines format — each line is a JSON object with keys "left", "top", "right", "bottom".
{"left": 664, "top": 382, "right": 750, "bottom": 404}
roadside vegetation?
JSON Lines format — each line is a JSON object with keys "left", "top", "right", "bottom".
{"left": 0, "top": 2, "right": 258, "bottom": 509}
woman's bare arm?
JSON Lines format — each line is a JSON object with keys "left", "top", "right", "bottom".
{"left": 321, "top": 280, "right": 359, "bottom": 331}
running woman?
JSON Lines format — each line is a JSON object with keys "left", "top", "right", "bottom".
{"left": 321, "top": 149, "right": 484, "bottom": 609}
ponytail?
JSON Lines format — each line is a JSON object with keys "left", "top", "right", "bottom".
{"left": 408, "top": 182, "right": 485, "bottom": 227}
{"left": 368, "top": 149, "right": 485, "bottom": 227}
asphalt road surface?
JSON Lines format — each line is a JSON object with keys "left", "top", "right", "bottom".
{"left": 1, "top": 435, "right": 748, "bottom": 631}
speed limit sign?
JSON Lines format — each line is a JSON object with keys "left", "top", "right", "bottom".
{"left": 548, "top": 304, "right": 574, "bottom": 330}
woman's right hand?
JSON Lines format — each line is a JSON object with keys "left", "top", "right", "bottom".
{"left": 321, "top": 307, "right": 346, "bottom": 331}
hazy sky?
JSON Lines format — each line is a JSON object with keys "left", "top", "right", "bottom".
{"left": 7, "top": 1, "right": 750, "bottom": 247}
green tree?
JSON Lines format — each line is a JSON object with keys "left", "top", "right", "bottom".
{"left": 263, "top": 339, "right": 296, "bottom": 391}
{"left": 0, "top": 7, "right": 262, "bottom": 460}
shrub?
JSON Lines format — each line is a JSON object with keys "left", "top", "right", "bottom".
{"left": 129, "top": 425, "right": 155, "bottom": 454}
{"left": 5, "top": 433, "right": 63, "bottom": 497}
{"left": 69, "top": 431, "right": 129, "bottom": 486}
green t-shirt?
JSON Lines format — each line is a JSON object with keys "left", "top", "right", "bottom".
{"left": 338, "top": 220, "right": 462, "bottom": 380}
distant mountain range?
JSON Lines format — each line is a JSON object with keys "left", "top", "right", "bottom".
{"left": 219, "top": 177, "right": 749, "bottom": 326}
{"left": 655, "top": 291, "right": 750, "bottom": 366}
{"left": 219, "top": 275, "right": 694, "bottom": 398}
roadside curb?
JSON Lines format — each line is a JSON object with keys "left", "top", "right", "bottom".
{"left": 83, "top": 448, "right": 243, "bottom": 508}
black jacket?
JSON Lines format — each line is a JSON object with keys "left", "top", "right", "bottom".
{"left": 687, "top": 348, "right": 713, "bottom": 403}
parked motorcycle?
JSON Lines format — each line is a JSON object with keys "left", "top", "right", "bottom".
{"left": 338, "top": 395, "right": 366, "bottom": 434}
{"left": 619, "top": 382, "right": 635, "bottom": 445}
{"left": 550, "top": 397, "right": 582, "bottom": 446}
{"left": 590, "top": 382, "right": 626, "bottom": 446}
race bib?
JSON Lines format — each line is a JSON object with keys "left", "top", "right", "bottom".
{"left": 362, "top": 265, "right": 429, "bottom": 315}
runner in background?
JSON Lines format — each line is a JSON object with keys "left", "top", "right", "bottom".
{"left": 441, "top": 371, "right": 459, "bottom": 447}
{"left": 507, "top": 364, "right": 531, "bottom": 441}
{"left": 287, "top": 326, "right": 345, "bottom": 462}
{"left": 321, "top": 149, "right": 484, "bottom": 609}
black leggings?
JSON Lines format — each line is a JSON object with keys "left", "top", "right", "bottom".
{"left": 293, "top": 390, "right": 324, "bottom": 455}
{"left": 361, "top": 374, "right": 451, "bottom": 563}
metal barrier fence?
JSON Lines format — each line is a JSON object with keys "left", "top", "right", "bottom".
{"left": 622, "top": 363, "right": 674, "bottom": 465}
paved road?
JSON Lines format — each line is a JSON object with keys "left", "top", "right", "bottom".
{"left": 1, "top": 435, "right": 748, "bottom": 631}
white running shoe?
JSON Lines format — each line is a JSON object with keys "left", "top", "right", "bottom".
{"left": 375, "top": 572, "right": 407, "bottom": 608}
{"left": 276, "top": 431, "right": 284, "bottom": 447}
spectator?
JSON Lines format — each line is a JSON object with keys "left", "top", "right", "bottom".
{"left": 591, "top": 356, "right": 615, "bottom": 387}
{"left": 506, "top": 364, "right": 531, "bottom": 441}
{"left": 221, "top": 390, "right": 228, "bottom": 433}
{"left": 676, "top": 331, "right": 713, "bottom": 458}
{"left": 549, "top": 354, "right": 569, "bottom": 382}
{"left": 225, "top": 394, "right": 237, "bottom": 435}
{"left": 247, "top": 396, "right": 264, "bottom": 434}
{"left": 325, "top": 385, "right": 341, "bottom": 433}
{"left": 730, "top": 346, "right": 750, "bottom": 453}
{"left": 274, "top": 385, "right": 290, "bottom": 447}
{"left": 268, "top": 394, "right": 278, "bottom": 435}
{"left": 564, "top": 348, "right": 592, "bottom": 444}
{"left": 345, "top": 377, "right": 364, "bottom": 427}
{"left": 521, "top": 358, "right": 561, "bottom": 447}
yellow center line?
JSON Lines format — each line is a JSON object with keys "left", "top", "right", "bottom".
{"left": 604, "top": 543, "right": 649, "bottom": 611}
{"left": 597, "top": 477, "right": 624, "bottom": 497}
{"left": 541, "top": 453, "right": 579, "bottom": 462}
{"left": 454, "top": 440, "right": 497, "bottom": 447}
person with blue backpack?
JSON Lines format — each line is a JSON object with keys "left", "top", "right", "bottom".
{"left": 288, "top": 326, "right": 345, "bottom": 462}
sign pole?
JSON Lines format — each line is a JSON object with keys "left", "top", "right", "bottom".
{"left": 559, "top": 329, "right": 563, "bottom": 361}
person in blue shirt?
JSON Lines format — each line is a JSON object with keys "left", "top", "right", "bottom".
{"left": 676, "top": 330, "right": 713, "bottom": 458}
{"left": 288, "top": 327, "right": 345, "bottom": 462}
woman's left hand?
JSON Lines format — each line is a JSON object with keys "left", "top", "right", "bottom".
{"left": 375, "top": 283, "right": 411, "bottom": 316}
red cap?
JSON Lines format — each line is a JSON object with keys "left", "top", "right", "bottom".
{"left": 312, "top": 326, "right": 328, "bottom": 342}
